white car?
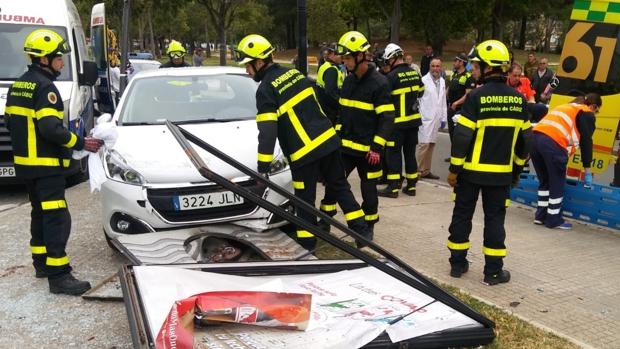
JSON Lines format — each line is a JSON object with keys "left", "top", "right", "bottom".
{"left": 100, "top": 67, "right": 293, "bottom": 242}
{"left": 128, "top": 58, "right": 161, "bottom": 80}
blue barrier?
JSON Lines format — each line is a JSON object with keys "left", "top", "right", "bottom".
{"left": 510, "top": 173, "right": 620, "bottom": 230}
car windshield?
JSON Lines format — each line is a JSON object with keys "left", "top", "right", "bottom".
{"left": 129, "top": 61, "right": 161, "bottom": 76}
{"left": 0, "top": 24, "right": 72, "bottom": 81}
{"left": 119, "top": 73, "right": 258, "bottom": 124}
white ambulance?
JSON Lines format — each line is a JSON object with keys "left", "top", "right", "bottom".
{"left": 0, "top": 0, "right": 98, "bottom": 184}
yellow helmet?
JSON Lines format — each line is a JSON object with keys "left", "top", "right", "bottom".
{"left": 469, "top": 40, "right": 510, "bottom": 71}
{"left": 167, "top": 40, "right": 186, "bottom": 56}
{"left": 336, "top": 31, "right": 370, "bottom": 56}
{"left": 23, "top": 29, "right": 70, "bottom": 57}
{"left": 235, "top": 34, "right": 274, "bottom": 64}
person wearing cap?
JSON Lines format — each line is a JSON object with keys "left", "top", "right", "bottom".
{"left": 328, "top": 31, "right": 395, "bottom": 243}
{"left": 161, "top": 40, "right": 189, "bottom": 68}
{"left": 4, "top": 28, "right": 104, "bottom": 295}
{"left": 446, "top": 53, "right": 476, "bottom": 144}
{"left": 446, "top": 40, "right": 532, "bottom": 286}
{"left": 234, "top": 34, "right": 371, "bottom": 251}
{"left": 316, "top": 45, "right": 343, "bottom": 126}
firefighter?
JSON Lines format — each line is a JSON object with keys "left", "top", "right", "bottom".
{"left": 447, "top": 40, "right": 532, "bottom": 286}
{"left": 235, "top": 34, "right": 370, "bottom": 251}
{"left": 530, "top": 93, "right": 599, "bottom": 229}
{"left": 160, "top": 40, "right": 189, "bottom": 68}
{"left": 4, "top": 29, "right": 104, "bottom": 295}
{"left": 377, "top": 43, "right": 424, "bottom": 198}
{"left": 315, "top": 44, "right": 343, "bottom": 126}
{"left": 327, "top": 31, "right": 395, "bottom": 242}
{"left": 446, "top": 53, "right": 476, "bottom": 142}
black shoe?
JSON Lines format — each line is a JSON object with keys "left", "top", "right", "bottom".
{"left": 378, "top": 186, "right": 399, "bottom": 198}
{"left": 49, "top": 273, "right": 91, "bottom": 295}
{"left": 317, "top": 218, "right": 331, "bottom": 233}
{"left": 421, "top": 173, "right": 440, "bottom": 180}
{"left": 402, "top": 186, "right": 416, "bottom": 196}
{"left": 35, "top": 269, "right": 49, "bottom": 278}
{"left": 355, "top": 225, "right": 374, "bottom": 248}
{"left": 297, "top": 238, "right": 317, "bottom": 252}
{"left": 444, "top": 157, "right": 450, "bottom": 162}
{"left": 450, "top": 262, "right": 469, "bottom": 278}
{"left": 483, "top": 270, "right": 511, "bottom": 286}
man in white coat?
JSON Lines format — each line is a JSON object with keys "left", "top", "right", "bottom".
{"left": 417, "top": 58, "right": 447, "bottom": 179}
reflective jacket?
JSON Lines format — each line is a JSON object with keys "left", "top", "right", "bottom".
{"left": 316, "top": 61, "right": 343, "bottom": 124}
{"left": 255, "top": 64, "right": 339, "bottom": 172}
{"left": 449, "top": 78, "right": 532, "bottom": 185}
{"left": 5, "top": 65, "right": 84, "bottom": 179}
{"left": 533, "top": 103, "right": 590, "bottom": 156}
{"left": 386, "top": 63, "right": 423, "bottom": 129}
{"left": 337, "top": 67, "right": 395, "bottom": 156}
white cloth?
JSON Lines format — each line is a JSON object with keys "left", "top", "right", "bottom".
{"left": 418, "top": 73, "right": 446, "bottom": 143}
{"left": 109, "top": 66, "right": 120, "bottom": 93}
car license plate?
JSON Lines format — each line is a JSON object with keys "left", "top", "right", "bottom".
{"left": 173, "top": 191, "right": 244, "bottom": 211}
{"left": 0, "top": 166, "right": 15, "bottom": 177}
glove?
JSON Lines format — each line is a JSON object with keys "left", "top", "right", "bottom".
{"left": 83, "top": 137, "right": 104, "bottom": 153}
{"left": 584, "top": 171, "right": 593, "bottom": 189}
{"left": 440, "top": 121, "right": 446, "bottom": 130}
{"left": 447, "top": 171, "right": 458, "bottom": 187}
{"left": 366, "top": 150, "right": 381, "bottom": 166}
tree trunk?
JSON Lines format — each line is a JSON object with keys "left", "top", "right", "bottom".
{"left": 137, "top": 16, "right": 144, "bottom": 51}
{"left": 218, "top": 27, "right": 226, "bottom": 66}
{"left": 518, "top": 15, "right": 527, "bottom": 50}
{"left": 366, "top": 17, "right": 371, "bottom": 41}
{"left": 147, "top": 5, "right": 157, "bottom": 57}
{"left": 390, "top": 0, "right": 401, "bottom": 44}
{"left": 352, "top": 16, "right": 357, "bottom": 31}
{"left": 543, "top": 18, "right": 554, "bottom": 53}
{"left": 205, "top": 21, "right": 211, "bottom": 58}
{"left": 491, "top": 0, "right": 503, "bottom": 40}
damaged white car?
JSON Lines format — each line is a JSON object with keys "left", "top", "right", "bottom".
{"left": 100, "top": 67, "right": 292, "bottom": 243}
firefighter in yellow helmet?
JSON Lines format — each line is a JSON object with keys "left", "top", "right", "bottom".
{"left": 4, "top": 29, "right": 104, "bottom": 295}
{"left": 235, "top": 34, "right": 371, "bottom": 251}
{"left": 447, "top": 40, "right": 532, "bottom": 285}
{"left": 325, "top": 31, "right": 395, "bottom": 244}
{"left": 161, "top": 40, "right": 189, "bottom": 68}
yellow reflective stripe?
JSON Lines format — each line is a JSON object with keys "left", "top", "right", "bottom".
{"left": 483, "top": 246, "right": 507, "bottom": 257}
{"left": 367, "top": 170, "right": 383, "bottom": 179}
{"left": 394, "top": 114, "right": 421, "bottom": 123}
{"left": 296, "top": 230, "right": 314, "bottom": 238}
{"left": 404, "top": 172, "right": 418, "bottom": 179}
{"left": 320, "top": 203, "right": 337, "bottom": 211}
{"left": 375, "top": 104, "right": 395, "bottom": 114}
{"left": 451, "top": 157, "right": 465, "bottom": 166}
{"left": 365, "top": 214, "right": 379, "bottom": 221}
{"left": 289, "top": 127, "right": 336, "bottom": 162}
{"left": 5, "top": 106, "right": 35, "bottom": 118}
{"left": 46, "top": 255, "right": 70, "bottom": 266}
{"left": 521, "top": 120, "right": 532, "bottom": 130}
{"left": 463, "top": 162, "right": 512, "bottom": 173}
{"left": 339, "top": 98, "right": 373, "bottom": 110}
{"left": 391, "top": 87, "right": 413, "bottom": 95}
{"left": 257, "top": 153, "right": 274, "bottom": 163}
{"left": 476, "top": 118, "right": 523, "bottom": 128}
{"left": 514, "top": 155, "right": 526, "bottom": 166}
{"left": 35, "top": 108, "right": 63, "bottom": 120}
{"left": 27, "top": 110, "right": 37, "bottom": 160}
{"left": 470, "top": 125, "right": 485, "bottom": 167}
{"left": 341, "top": 139, "right": 370, "bottom": 152}
{"left": 386, "top": 141, "right": 395, "bottom": 147}
{"left": 41, "top": 200, "right": 67, "bottom": 210}
{"left": 335, "top": 124, "right": 342, "bottom": 131}
{"left": 373, "top": 135, "right": 386, "bottom": 147}
{"left": 451, "top": 192, "right": 456, "bottom": 201}
{"left": 505, "top": 199, "right": 511, "bottom": 207}
{"left": 256, "top": 112, "right": 278, "bottom": 122}
{"left": 387, "top": 173, "right": 400, "bottom": 180}
{"left": 287, "top": 108, "right": 312, "bottom": 145}
{"left": 31, "top": 245, "right": 47, "bottom": 254}
{"left": 344, "top": 209, "right": 365, "bottom": 221}
{"left": 447, "top": 240, "right": 470, "bottom": 250}
{"left": 292, "top": 181, "right": 305, "bottom": 189}
{"left": 277, "top": 87, "right": 314, "bottom": 116}
{"left": 14, "top": 156, "right": 60, "bottom": 167}
{"left": 457, "top": 116, "right": 476, "bottom": 130}
{"left": 63, "top": 159, "right": 70, "bottom": 167}
{"left": 63, "top": 133, "right": 77, "bottom": 148}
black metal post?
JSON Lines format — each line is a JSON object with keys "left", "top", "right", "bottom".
{"left": 297, "top": 0, "right": 307, "bottom": 76}
{"left": 119, "top": 0, "right": 132, "bottom": 94}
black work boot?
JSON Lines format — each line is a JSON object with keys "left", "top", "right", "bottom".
{"left": 297, "top": 238, "right": 317, "bottom": 252}
{"left": 49, "top": 273, "right": 92, "bottom": 295}
{"left": 317, "top": 218, "right": 331, "bottom": 233}
{"left": 450, "top": 261, "right": 469, "bottom": 278}
{"left": 35, "top": 269, "right": 49, "bottom": 278}
{"left": 378, "top": 181, "right": 400, "bottom": 198}
{"left": 402, "top": 185, "right": 416, "bottom": 196}
{"left": 483, "top": 270, "right": 511, "bottom": 286}
{"left": 355, "top": 224, "right": 374, "bottom": 248}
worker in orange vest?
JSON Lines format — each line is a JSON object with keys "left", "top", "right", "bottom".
{"left": 529, "top": 93, "right": 601, "bottom": 229}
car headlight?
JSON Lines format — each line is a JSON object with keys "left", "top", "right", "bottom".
{"left": 104, "top": 149, "right": 145, "bottom": 185}
{"left": 269, "top": 153, "right": 289, "bottom": 175}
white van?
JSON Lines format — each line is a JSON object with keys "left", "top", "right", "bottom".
{"left": 0, "top": 0, "right": 98, "bottom": 184}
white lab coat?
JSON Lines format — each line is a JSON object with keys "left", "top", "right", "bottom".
{"left": 418, "top": 73, "right": 447, "bottom": 143}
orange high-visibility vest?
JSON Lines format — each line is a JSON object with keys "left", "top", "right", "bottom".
{"left": 533, "top": 103, "right": 590, "bottom": 155}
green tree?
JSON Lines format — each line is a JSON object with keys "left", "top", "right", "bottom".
{"left": 307, "top": 0, "right": 348, "bottom": 45}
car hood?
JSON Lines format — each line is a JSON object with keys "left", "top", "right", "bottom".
{"left": 111, "top": 120, "right": 269, "bottom": 184}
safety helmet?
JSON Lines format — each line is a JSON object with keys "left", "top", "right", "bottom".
{"left": 468, "top": 39, "right": 510, "bottom": 71}
{"left": 235, "top": 34, "right": 275, "bottom": 64}
{"left": 167, "top": 40, "right": 186, "bottom": 57}
{"left": 23, "top": 29, "right": 70, "bottom": 57}
{"left": 382, "top": 43, "right": 403, "bottom": 61}
{"left": 336, "top": 31, "right": 370, "bottom": 56}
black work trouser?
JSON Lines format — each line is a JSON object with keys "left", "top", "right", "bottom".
{"left": 385, "top": 126, "right": 419, "bottom": 190}
{"left": 24, "top": 175, "right": 72, "bottom": 278}
{"left": 447, "top": 177, "right": 510, "bottom": 276}
{"left": 292, "top": 150, "right": 367, "bottom": 243}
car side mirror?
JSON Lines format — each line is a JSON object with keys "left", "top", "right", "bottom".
{"left": 80, "top": 61, "right": 98, "bottom": 86}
